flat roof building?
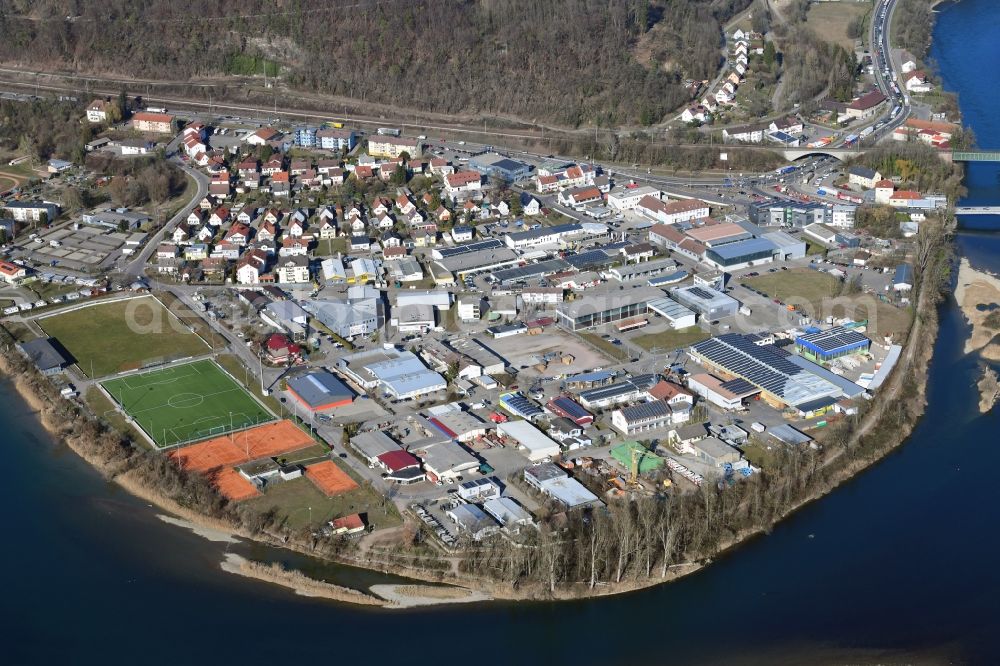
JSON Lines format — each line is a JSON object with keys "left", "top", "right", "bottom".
{"left": 337, "top": 348, "right": 447, "bottom": 400}
{"left": 498, "top": 420, "right": 561, "bottom": 462}
{"left": 647, "top": 297, "right": 698, "bottom": 329}
{"left": 691, "top": 436, "right": 741, "bottom": 468}
{"left": 703, "top": 237, "right": 777, "bottom": 270}
{"left": 795, "top": 326, "right": 871, "bottom": 363}
{"left": 286, "top": 370, "right": 354, "bottom": 411}
{"left": 555, "top": 286, "right": 663, "bottom": 331}
{"left": 670, "top": 285, "right": 740, "bottom": 320}
{"left": 523, "top": 463, "right": 602, "bottom": 510}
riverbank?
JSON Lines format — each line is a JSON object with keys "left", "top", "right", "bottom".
{"left": 955, "top": 257, "right": 1000, "bottom": 361}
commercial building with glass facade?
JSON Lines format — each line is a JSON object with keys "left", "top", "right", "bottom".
{"left": 556, "top": 287, "right": 663, "bottom": 331}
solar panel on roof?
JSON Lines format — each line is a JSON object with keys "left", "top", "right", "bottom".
{"left": 719, "top": 378, "right": 758, "bottom": 396}
{"left": 687, "top": 286, "right": 717, "bottom": 300}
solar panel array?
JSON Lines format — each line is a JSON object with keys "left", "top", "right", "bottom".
{"left": 692, "top": 334, "right": 809, "bottom": 399}
{"left": 501, "top": 393, "right": 543, "bottom": 418}
{"left": 687, "top": 286, "right": 718, "bottom": 301}
{"left": 566, "top": 249, "right": 614, "bottom": 270}
{"left": 493, "top": 258, "right": 571, "bottom": 284}
{"left": 436, "top": 238, "right": 504, "bottom": 258}
{"left": 719, "top": 377, "right": 758, "bottom": 396}
{"left": 691, "top": 334, "right": 843, "bottom": 406}
{"left": 796, "top": 326, "right": 869, "bottom": 353}
{"left": 620, "top": 400, "right": 671, "bottom": 422}
{"left": 550, "top": 396, "right": 591, "bottom": 421}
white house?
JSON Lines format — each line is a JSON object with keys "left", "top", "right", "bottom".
{"left": 904, "top": 71, "right": 933, "bottom": 93}
{"left": 275, "top": 255, "right": 311, "bottom": 284}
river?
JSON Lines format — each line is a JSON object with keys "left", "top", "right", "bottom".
{"left": 3, "top": 3, "right": 999, "bottom": 664}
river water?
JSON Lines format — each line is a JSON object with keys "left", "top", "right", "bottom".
{"left": 3, "top": 3, "right": 999, "bottom": 664}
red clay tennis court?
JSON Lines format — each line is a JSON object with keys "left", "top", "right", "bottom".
{"left": 169, "top": 420, "right": 314, "bottom": 472}
{"left": 305, "top": 460, "right": 359, "bottom": 497}
{"left": 211, "top": 468, "right": 261, "bottom": 501}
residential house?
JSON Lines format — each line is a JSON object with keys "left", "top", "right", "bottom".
{"left": 444, "top": 170, "right": 483, "bottom": 197}
{"left": 270, "top": 171, "right": 290, "bottom": 196}
{"left": 131, "top": 112, "right": 174, "bottom": 133}
{"left": 86, "top": 99, "right": 111, "bottom": 123}
{"left": 279, "top": 237, "right": 309, "bottom": 257}
{"left": 904, "top": 71, "right": 933, "bottom": 93}
{"left": 848, "top": 166, "right": 882, "bottom": 190}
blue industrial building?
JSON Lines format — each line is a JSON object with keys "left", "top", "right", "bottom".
{"left": 794, "top": 325, "right": 871, "bottom": 363}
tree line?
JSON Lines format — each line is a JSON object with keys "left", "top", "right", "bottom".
{"left": 0, "top": 0, "right": 753, "bottom": 127}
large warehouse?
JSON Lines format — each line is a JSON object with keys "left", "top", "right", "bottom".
{"left": 689, "top": 333, "right": 843, "bottom": 410}
{"left": 286, "top": 370, "right": 355, "bottom": 411}
{"left": 498, "top": 421, "right": 561, "bottom": 462}
{"left": 794, "top": 326, "right": 871, "bottom": 363}
{"left": 703, "top": 237, "right": 777, "bottom": 270}
{"left": 670, "top": 285, "right": 740, "bottom": 320}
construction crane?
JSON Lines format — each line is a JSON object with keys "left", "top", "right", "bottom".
{"left": 628, "top": 443, "right": 641, "bottom": 488}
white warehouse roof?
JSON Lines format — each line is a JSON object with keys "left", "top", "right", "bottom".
{"left": 498, "top": 420, "right": 561, "bottom": 462}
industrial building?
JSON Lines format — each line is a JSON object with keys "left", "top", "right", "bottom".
{"left": 686, "top": 373, "right": 760, "bottom": 410}
{"left": 546, "top": 396, "right": 594, "bottom": 425}
{"left": 670, "top": 285, "right": 740, "bottom": 320}
{"left": 647, "top": 297, "right": 698, "bottom": 329}
{"left": 523, "top": 463, "right": 602, "bottom": 510}
{"left": 761, "top": 231, "right": 807, "bottom": 260}
{"left": 555, "top": 286, "right": 663, "bottom": 331}
{"left": 376, "top": 450, "right": 425, "bottom": 484}
{"left": 504, "top": 223, "right": 585, "bottom": 250}
{"left": 794, "top": 326, "right": 871, "bottom": 363}
{"left": 689, "top": 334, "right": 844, "bottom": 409}
{"left": 468, "top": 152, "right": 533, "bottom": 182}
{"left": 426, "top": 411, "right": 488, "bottom": 443}
{"left": 703, "top": 237, "right": 777, "bottom": 270}
{"left": 286, "top": 370, "right": 355, "bottom": 411}
{"left": 499, "top": 392, "right": 544, "bottom": 421}
{"left": 446, "top": 504, "right": 500, "bottom": 540}
{"left": 458, "top": 477, "right": 502, "bottom": 502}
{"left": 498, "top": 421, "right": 561, "bottom": 462}
{"left": 605, "top": 257, "right": 676, "bottom": 282}
{"left": 483, "top": 497, "right": 534, "bottom": 530}
{"left": 336, "top": 349, "right": 447, "bottom": 401}
{"left": 350, "top": 431, "right": 403, "bottom": 465}
{"left": 413, "top": 439, "right": 480, "bottom": 482}
{"left": 691, "top": 436, "right": 741, "bottom": 468}
{"left": 303, "top": 298, "right": 381, "bottom": 338}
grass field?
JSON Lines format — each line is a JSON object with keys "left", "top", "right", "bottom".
{"left": 633, "top": 326, "right": 710, "bottom": 352}
{"left": 244, "top": 474, "right": 402, "bottom": 532}
{"left": 579, "top": 332, "right": 631, "bottom": 362}
{"left": 38, "top": 296, "right": 211, "bottom": 377}
{"left": 804, "top": 0, "right": 872, "bottom": 51}
{"left": 744, "top": 268, "right": 912, "bottom": 339}
{"left": 102, "top": 359, "right": 273, "bottom": 448}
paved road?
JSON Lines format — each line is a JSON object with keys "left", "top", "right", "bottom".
{"left": 124, "top": 158, "right": 209, "bottom": 279}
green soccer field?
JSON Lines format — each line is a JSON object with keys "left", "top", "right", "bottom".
{"left": 101, "top": 359, "right": 274, "bottom": 448}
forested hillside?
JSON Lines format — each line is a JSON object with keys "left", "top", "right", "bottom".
{"left": 0, "top": 0, "right": 752, "bottom": 127}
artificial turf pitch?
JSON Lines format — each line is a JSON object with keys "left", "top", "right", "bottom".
{"left": 101, "top": 359, "right": 273, "bottom": 448}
